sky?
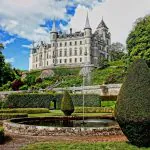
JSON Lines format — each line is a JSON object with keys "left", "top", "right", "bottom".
{"left": 0, "top": 0, "right": 150, "bottom": 70}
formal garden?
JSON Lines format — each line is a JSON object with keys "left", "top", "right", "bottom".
{"left": 0, "top": 15, "right": 150, "bottom": 150}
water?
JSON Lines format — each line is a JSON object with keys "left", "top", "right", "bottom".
{"left": 20, "top": 119, "right": 117, "bottom": 127}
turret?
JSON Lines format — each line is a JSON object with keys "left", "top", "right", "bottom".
{"left": 50, "top": 20, "right": 58, "bottom": 41}
{"left": 84, "top": 13, "right": 92, "bottom": 38}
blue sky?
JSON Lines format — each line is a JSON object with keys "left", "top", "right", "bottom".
{"left": 0, "top": 0, "right": 150, "bottom": 70}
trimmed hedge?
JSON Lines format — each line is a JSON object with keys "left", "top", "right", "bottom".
{"left": 61, "top": 91, "right": 74, "bottom": 116}
{"left": 4, "top": 93, "right": 101, "bottom": 109}
{"left": 5, "top": 94, "right": 55, "bottom": 109}
{"left": 0, "top": 113, "right": 28, "bottom": 120}
{"left": 75, "top": 107, "right": 114, "bottom": 113}
{"left": 0, "top": 127, "right": 4, "bottom": 144}
{"left": 0, "top": 108, "right": 50, "bottom": 114}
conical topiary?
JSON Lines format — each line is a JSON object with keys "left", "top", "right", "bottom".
{"left": 115, "top": 59, "right": 150, "bottom": 147}
{"left": 61, "top": 91, "right": 74, "bottom": 116}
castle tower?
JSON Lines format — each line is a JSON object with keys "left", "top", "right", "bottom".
{"left": 50, "top": 20, "right": 58, "bottom": 66}
{"left": 84, "top": 13, "right": 92, "bottom": 64}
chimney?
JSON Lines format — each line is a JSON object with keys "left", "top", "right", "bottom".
{"left": 70, "top": 28, "right": 72, "bottom": 34}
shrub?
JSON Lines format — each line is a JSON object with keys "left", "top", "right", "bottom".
{"left": 35, "top": 77, "right": 43, "bottom": 83}
{"left": 0, "top": 113, "right": 28, "bottom": 120}
{"left": 61, "top": 91, "right": 74, "bottom": 116}
{"left": 75, "top": 107, "right": 114, "bottom": 113}
{"left": 0, "top": 108, "right": 49, "bottom": 114}
{"left": 115, "top": 59, "right": 150, "bottom": 147}
{"left": 19, "top": 85, "right": 28, "bottom": 90}
{"left": 0, "top": 127, "right": 4, "bottom": 144}
{"left": 12, "top": 79, "right": 23, "bottom": 91}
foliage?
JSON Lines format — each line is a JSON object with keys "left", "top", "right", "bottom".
{"left": 0, "top": 127, "right": 4, "bottom": 144}
{"left": 110, "top": 42, "right": 126, "bottom": 61}
{"left": 115, "top": 59, "right": 150, "bottom": 146}
{"left": 19, "top": 85, "right": 28, "bottom": 90}
{"left": 0, "top": 108, "right": 49, "bottom": 114}
{"left": 98, "top": 57, "right": 109, "bottom": 69}
{"left": 101, "top": 101, "right": 116, "bottom": 108}
{"left": 21, "top": 142, "right": 148, "bottom": 150}
{"left": 92, "top": 66, "right": 125, "bottom": 85}
{"left": 126, "top": 15, "right": 150, "bottom": 66}
{"left": 12, "top": 79, "right": 23, "bottom": 91}
{"left": 75, "top": 107, "right": 114, "bottom": 113}
{"left": 0, "top": 113, "right": 28, "bottom": 120}
{"left": 61, "top": 91, "right": 74, "bottom": 116}
{"left": 23, "top": 75, "right": 36, "bottom": 86}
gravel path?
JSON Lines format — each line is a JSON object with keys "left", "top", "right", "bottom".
{"left": 0, "top": 133, "right": 127, "bottom": 150}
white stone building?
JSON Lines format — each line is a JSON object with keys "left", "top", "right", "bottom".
{"left": 29, "top": 14, "right": 111, "bottom": 70}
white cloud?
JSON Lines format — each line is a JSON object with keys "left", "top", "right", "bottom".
{"left": 22, "top": 44, "right": 32, "bottom": 49}
{"left": 2, "top": 38, "right": 15, "bottom": 47}
{"left": 70, "top": 0, "right": 150, "bottom": 44}
{"left": 0, "top": 0, "right": 102, "bottom": 42}
{"left": 5, "top": 57, "right": 15, "bottom": 63}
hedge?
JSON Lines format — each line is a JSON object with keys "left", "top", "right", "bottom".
{"left": 4, "top": 93, "right": 101, "bottom": 109}
{"left": 0, "top": 127, "right": 4, "bottom": 144}
{"left": 5, "top": 94, "right": 55, "bottom": 109}
{"left": 75, "top": 107, "right": 114, "bottom": 113}
{"left": 0, "top": 108, "right": 50, "bottom": 114}
{"left": 0, "top": 113, "right": 28, "bottom": 120}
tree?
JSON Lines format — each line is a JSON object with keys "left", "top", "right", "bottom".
{"left": 110, "top": 42, "right": 126, "bottom": 61}
{"left": 61, "top": 91, "right": 74, "bottom": 116}
{"left": 0, "top": 43, "right": 5, "bottom": 86}
{"left": 126, "top": 15, "right": 150, "bottom": 66}
{"left": 115, "top": 59, "right": 150, "bottom": 146}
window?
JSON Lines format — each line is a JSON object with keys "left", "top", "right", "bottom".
{"left": 53, "top": 59, "right": 55, "bottom": 63}
{"left": 74, "top": 48, "right": 77, "bottom": 56}
{"left": 40, "top": 54, "right": 42, "bottom": 58}
{"left": 75, "top": 41, "right": 77, "bottom": 45}
{"left": 69, "top": 58, "right": 72, "bottom": 63}
{"left": 60, "top": 59, "right": 62, "bottom": 63}
{"left": 60, "top": 43, "right": 62, "bottom": 47}
{"left": 47, "top": 54, "right": 49, "bottom": 59}
{"left": 80, "top": 48, "right": 82, "bottom": 55}
{"left": 64, "top": 49, "right": 67, "bottom": 56}
{"left": 80, "top": 58, "right": 82, "bottom": 62}
{"left": 47, "top": 61, "right": 48, "bottom": 66}
{"left": 36, "top": 57, "right": 38, "bottom": 62}
{"left": 64, "top": 59, "right": 67, "bottom": 63}
{"left": 80, "top": 41, "right": 82, "bottom": 45}
{"left": 36, "top": 64, "right": 37, "bottom": 68}
{"left": 75, "top": 58, "right": 77, "bottom": 63}
{"left": 65, "top": 42, "right": 67, "bottom": 46}
{"left": 69, "top": 48, "right": 72, "bottom": 56}
{"left": 70, "top": 42, "right": 72, "bottom": 46}
{"left": 60, "top": 50, "right": 62, "bottom": 57}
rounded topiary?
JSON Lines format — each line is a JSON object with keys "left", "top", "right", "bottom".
{"left": 115, "top": 59, "right": 150, "bottom": 147}
{"left": 61, "top": 91, "right": 74, "bottom": 116}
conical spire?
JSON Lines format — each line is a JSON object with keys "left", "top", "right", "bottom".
{"left": 84, "top": 12, "right": 91, "bottom": 29}
{"left": 97, "top": 18, "right": 108, "bottom": 29}
{"left": 51, "top": 19, "right": 57, "bottom": 33}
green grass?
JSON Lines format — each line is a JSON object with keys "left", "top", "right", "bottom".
{"left": 28, "top": 110, "right": 111, "bottom": 117}
{"left": 21, "top": 141, "right": 150, "bottom": 150}
{"left": 101, "top": 101, "right": 116, "bottom": 107}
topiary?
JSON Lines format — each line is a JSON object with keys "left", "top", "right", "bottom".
{"left": 115, "top": 59, "right": 150, "bottom": 147}
{"left": 61, "top": 91, "right": 74, "bottom": 116}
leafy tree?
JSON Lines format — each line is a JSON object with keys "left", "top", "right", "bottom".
{"left": 110, "top": 42, "right": 126, "bottom": 61}
{"left": 0, "top": 44, "right": 5, "bottom": 86}
{"left": 126, "top": 15, "right": 150, "bottom": 66}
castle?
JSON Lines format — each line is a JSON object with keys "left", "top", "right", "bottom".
{"left": 29, "top": 14, "right": 111, "bottom": 70}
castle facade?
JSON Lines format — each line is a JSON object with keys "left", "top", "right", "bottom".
{"left": 29, "top": 14, "right": 111, "bottom": 70}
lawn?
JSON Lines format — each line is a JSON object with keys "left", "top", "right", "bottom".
{"left": 28, "top": 110, "right": 111, "bottom": 117}
{"left": 21, "top": 141, "right": 150, "bottom": 150}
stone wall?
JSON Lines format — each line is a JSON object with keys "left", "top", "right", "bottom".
{"left": 0, "top": 84, "right": 122, "bottom": 101}
{"left": 3, "top": 119, "right": 123, "bottom": 136}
